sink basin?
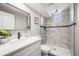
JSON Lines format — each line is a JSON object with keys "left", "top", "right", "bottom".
{"left": 9, "top": 37, "right": 28, "bottom": 42}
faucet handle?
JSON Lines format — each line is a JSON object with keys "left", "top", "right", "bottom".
{"left": 18, "top": 32, "right": 22, "bottom": 39}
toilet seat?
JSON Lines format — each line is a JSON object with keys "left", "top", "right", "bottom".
{"left": 41, "top": 45, "right": 50, "bottom": 53}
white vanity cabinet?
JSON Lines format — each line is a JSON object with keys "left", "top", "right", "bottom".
{"left": 0, "top": 11, "right": 15, "bottom": 29}
{"left": 13, "top": 41, "right": 41, "bottom": 56}
{"left": 0, "top": 37, "right": 41, "bottom": 56}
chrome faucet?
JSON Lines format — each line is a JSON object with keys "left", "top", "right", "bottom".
{"left": 17, "top": 32, "right": 22, "bottom": 39}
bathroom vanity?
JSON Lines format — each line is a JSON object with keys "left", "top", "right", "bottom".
{"left": 0, "top": 3, "right": 41, "bottom": 56}
{"left": 0, "top": 37, "right": 41, "bottom": 56}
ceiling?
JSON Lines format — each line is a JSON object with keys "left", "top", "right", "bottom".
{"left": 40, "top": 3, "right": 54, "bottom": 8}
{"left": 0, "top": 3, "right": 27, "bottom": 15}
{"left": 25, "top": 3, "right": 71, "bottom": 18}
{"left": 24, "top": 3, "right": 50, "bottom": 18}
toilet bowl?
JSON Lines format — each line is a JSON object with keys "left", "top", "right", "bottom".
{"left": 41, "top": 45, "right": 50, "bottom": 56}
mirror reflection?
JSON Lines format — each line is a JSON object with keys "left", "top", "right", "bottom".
{"left": 0, "top": 3, "right": 30, "bottom": 30}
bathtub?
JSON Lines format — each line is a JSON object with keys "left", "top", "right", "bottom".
{"left": 46, "top": 43, "right": 71, "bottom": 56}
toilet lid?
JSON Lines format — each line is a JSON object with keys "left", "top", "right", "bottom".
{"left": 41, "top": 45, "right": 50, "bottom": 52}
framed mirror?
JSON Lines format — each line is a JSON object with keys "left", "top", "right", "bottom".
{"left": 0, "top": 3, "right": 31, "bottom": 30}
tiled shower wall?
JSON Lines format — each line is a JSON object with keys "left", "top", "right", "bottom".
{"left": 40, "top": 4, "right": 74, "bottom": 55}
{"left": 46, "top": 8, "right": 71, "bottom": 49}
{"left": 40, "top": 16, "right": 47, "bottom": 44}
{"left": 47, "top": 27, "right": 70, "bottom": 49}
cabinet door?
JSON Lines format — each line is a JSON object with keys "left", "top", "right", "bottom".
{"left": 2, "top": 11, "right": 15, "bottom": 29}
{"left": 13, "top": 41, "right": 41, "bottom": 56}
{"left": 30, "top": 48, "right": 41, "bottom": 56}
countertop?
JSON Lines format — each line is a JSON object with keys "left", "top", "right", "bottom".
{"left": 0, "top": 36, "right": 41, "bottom": 56}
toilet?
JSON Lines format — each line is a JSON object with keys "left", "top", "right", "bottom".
{"left": 41, "top": 45, "right": 50, "bottom": 56}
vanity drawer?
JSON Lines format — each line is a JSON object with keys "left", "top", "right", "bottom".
{"left": 29, "top": 48, "right": 41, "bottom": 56}
{"left": 13, "top": 41, "right": 41, "bottom": 56}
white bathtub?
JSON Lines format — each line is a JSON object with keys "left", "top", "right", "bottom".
{"left": 46, "top": 43, "right": 71, "bottom": 56}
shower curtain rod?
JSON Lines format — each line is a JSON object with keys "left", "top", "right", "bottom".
{"left": 40, "top": 22, "right": 76, "bottom": 29}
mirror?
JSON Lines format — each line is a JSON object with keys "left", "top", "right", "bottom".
{"left": 0, "top": 3, "right": 31, "bottom": 30}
